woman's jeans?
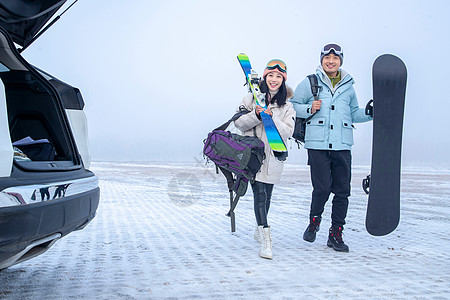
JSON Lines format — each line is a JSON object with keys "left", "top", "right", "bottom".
{"left": 251, "top": 181, "right": 274, "bottom": 227}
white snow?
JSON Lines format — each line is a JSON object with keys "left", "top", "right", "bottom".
{"left": 1, "top": 161, "right": 449, "bottom": 299}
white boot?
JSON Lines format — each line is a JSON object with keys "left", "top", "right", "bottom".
{"left": 257, "top": 225, "right": 273, "bottom": 259}
{"left": 254, "top": 225, "right": 262, "bottom": 243}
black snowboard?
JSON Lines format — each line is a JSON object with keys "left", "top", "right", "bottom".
{"left": 365, "top": 54, "right": 407, "bottom": 236}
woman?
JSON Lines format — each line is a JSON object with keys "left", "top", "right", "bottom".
{"left": 234, "top": 59, "right": 295, "bottom": 259}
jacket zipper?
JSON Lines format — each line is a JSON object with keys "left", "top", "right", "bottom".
{"left": 330, "top": 77, "right": 352, "bottom": 96}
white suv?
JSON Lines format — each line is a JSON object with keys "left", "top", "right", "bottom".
{"left": 0, "top": 1, "right": 100, "bottom": 270}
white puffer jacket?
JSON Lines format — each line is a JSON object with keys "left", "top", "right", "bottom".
{"left": 234, "top": 89, "right": 295, "bottom": 184}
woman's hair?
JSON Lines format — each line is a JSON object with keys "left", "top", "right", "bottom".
{"left": 259, "top": 78, "right": 287, "bottom": 107}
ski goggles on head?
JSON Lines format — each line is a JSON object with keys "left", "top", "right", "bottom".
{"left": 266, "top": 59, "right": 287, "bottom": 73}
{"left": 321, "top": 43, "right": 343, "bottom": 56}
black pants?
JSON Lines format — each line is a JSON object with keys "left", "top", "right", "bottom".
{"left": 251, "top": 181, "right": 274, "bottom": 227}
{"left": 307, "top": 149, "right": 351, "bottom": 227}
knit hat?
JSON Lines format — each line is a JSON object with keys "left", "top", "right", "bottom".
{"left": 320, "top": 43, "right": 344, "bottom": 66}
{"left": 262, "top": 59, "right": 287, "bottom": 81}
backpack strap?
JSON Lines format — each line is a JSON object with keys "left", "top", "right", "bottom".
{"left": 226, "top": 191, "right": 237, "bottom": 232}
{"left": 225, "top": 176, "right": 248, "bottom": 232}
{"left": 304, "top": 74, "right": 322, "bottom": 123}
{"left": 214, "top": 106, "right": 250, "bottom": 131}
{"left": 307, "top": 74, "right": 321, "bottom": 100}
{"left": 218, "top": 167, "right": 248, "bottom": 232}
{"left": 218, "top": 166, "right": 234, "bottom": 191}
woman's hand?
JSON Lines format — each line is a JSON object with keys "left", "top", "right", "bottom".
{"left": 255, "top": 105, "right": 273, "bottom": 116}
{"left": 255, "top": 105, "right": 264, "bottom": 115}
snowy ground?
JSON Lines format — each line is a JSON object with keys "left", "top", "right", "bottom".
{"left": 1, "top": 161, "right": 449, "bottom": 299}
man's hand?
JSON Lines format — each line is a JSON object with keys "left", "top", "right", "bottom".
{"left": 365, "top": 99, "right": 373, "bottom": 117}
{"left": 311, "top": 100, "right": 322, "bottom": 114}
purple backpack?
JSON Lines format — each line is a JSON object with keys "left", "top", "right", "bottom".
{"left": 203, "top": 130, "right": 265, "bottom": 191}
{"left": 203, "top": 109, "right": 265, "bottom": 231}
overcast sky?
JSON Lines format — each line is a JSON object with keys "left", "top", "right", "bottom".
{"left": 21, "top": 0, "right": 450, "bottom": 167}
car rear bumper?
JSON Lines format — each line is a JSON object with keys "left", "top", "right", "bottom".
{"left": 0, "top": 176, "right": 100, "bottom": 269}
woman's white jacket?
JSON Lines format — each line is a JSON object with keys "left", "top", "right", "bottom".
{"left": 234, "top": 89, "right": 295, "bottom": 184}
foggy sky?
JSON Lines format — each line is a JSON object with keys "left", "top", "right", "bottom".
{"left": 21, "top": 0, "right": 450, "bottom": 167}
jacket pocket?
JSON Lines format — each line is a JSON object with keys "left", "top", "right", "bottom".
{"left": 267, "top": 153, "right": 284, "bottom": 175}
{"left": 341, "top": 120, "right": 354, "bottom": 146}
{"left": 305, "top": 117, "right": 326, "bottom": 142}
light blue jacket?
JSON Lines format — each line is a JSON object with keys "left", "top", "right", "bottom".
{"left": 291, "top": 66, "right": 372, "bottom": 151}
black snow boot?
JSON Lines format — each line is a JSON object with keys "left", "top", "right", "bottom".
{"left": 303, "top": 216, "right": 321, "bottom": 242}
{"left": 327, "top": 226, "right": 349, "bottom": 252}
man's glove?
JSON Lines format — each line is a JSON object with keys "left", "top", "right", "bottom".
{"left": 365, "top": 99, "right": 373, "bottom": 117}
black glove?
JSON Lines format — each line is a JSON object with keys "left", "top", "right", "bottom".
{"left": 365, "top": 99, "right": 373, "bottom": 117}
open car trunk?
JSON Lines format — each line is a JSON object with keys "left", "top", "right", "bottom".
{"left": 0, "top": 2, "right": 99, "bottom": 270}
{"left": 2, "top": 66, "right": 82, "bottom": 171}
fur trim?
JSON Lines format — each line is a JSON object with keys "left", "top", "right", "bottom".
{"left": 286, "top": 86, "right": 294, "bottom": 99}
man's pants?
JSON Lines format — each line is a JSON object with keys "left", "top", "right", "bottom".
{"left": 307, "top": 149, "right": 351, "bottom": 227}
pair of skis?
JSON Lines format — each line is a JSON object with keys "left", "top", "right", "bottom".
{"left": 237, "top": 53, "right": 287, "bottom": 160}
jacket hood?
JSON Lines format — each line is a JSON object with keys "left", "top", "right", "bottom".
{"left": 0, "top": 0, "right": 66, "bottom": 47}
{"left": 316, "top": 65, "right": 353, "bottom": 92}
{"left": 316, "top": 65, "right": 350, "bottom": 80}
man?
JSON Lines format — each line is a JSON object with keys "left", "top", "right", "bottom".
{"left": 290, "top": 43, "right": 372, "bottom": 252}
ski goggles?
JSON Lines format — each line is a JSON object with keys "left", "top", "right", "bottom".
{"left": 266, "top": 59, "right": 287, "bottom": 73}
{"left": 321, "top": 43, "right": 343, "bottom": 56}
